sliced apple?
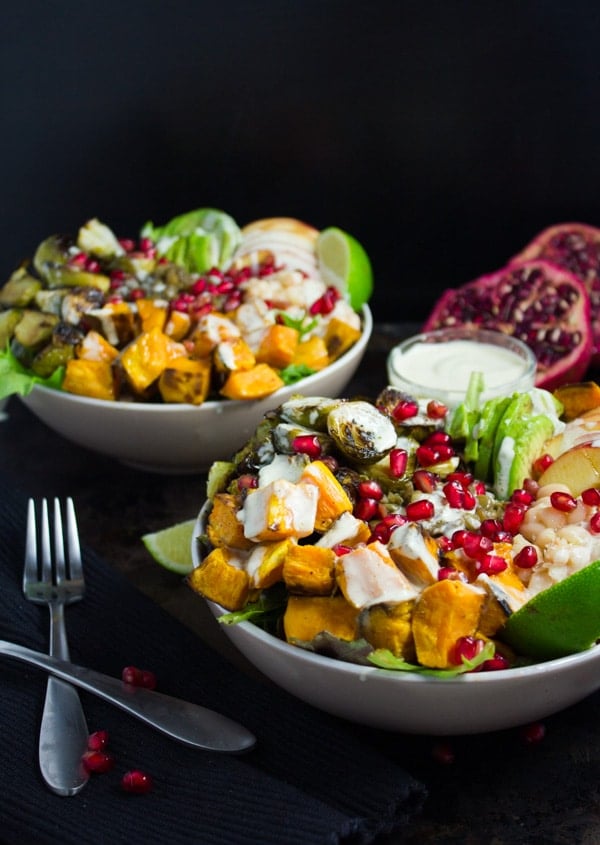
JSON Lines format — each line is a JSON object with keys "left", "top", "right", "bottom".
{"left": 538, "top": 444, "right": 600, "bottom": 496}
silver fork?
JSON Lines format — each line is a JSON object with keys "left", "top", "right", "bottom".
{"left": 24, "top": 498, "right": 89, "bottom": 795}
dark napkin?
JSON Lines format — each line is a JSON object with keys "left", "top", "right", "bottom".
{"left": 0, "top": 476, "right": 426, "bottom": 845}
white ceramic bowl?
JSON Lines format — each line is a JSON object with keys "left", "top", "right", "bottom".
{"left": 18, "top": 306, "right": 372, "bottom": 474}
{"left": 192, "top": 503, "right": 600, "bottom": 735}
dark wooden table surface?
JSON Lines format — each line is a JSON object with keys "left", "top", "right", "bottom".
{"left": 1, "top": 322, "right": 599, "bottom": 845}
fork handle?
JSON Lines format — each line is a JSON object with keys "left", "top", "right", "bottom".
{"left": 0, "top": 639, "right": 256, "bottom": 753}
{"left": 39, "top": 604, "right": 90, "bottom": 796}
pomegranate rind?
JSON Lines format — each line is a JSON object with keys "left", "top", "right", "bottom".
{"left": 510, "top": 222, "right": 600, "bottom": 365}
{"left": 423, "top": 259, "right": 593, "bottom": 391}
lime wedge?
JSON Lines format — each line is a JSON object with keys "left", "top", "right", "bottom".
{"left": 142, "top": 519, "right": 197, "bottom": 574}
{"left": 501, "top": 559, "right": 600, "bottom": 659}
{"left": 316, "top": 227, "right": 373, "bottom": 310}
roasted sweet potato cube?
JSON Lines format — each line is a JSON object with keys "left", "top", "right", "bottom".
{"left": 214, "top": 338, "right": 256, "bottom": 374}
{"left": 283, "top": 594, "right": 360, "bottom": 643}
{"left": 164, "top": 310, "right": 191, "bottom": 341}
{"left": 256, "top": 324, "right": 299, "bottom": 369}
{"left": 76, "top": 329, "right": 119, "bottom": 363}
{"left": 240, "top": 478, "right": 318, "bottom": 542}
{"left": 282, "top": 544, "right": 336, "bottom": 595}
{"left": 220, "top": 363, "right": 284, "bottom": 400}
{"left": 300, "top": 460, "right": 352, "bottom": 532}
{"left": 188, "top": 313, "right": 241, "bottom": 358}
{"left": 88, "top": 301, "right": 138, "bottom": 345}
{"left": 206, "top": 493, "right": 254, "bottom": 551}
{"left": 158, "top": 356, "right": 212, "bottom": 404}
{"left": 291, "top": 336, "right": 329, "bottom": 371}
{"left": 120, "top": 327, "right": 186, "bottom": 393}
{"left": 246, "top": 539, "right": 290, "bottom": 588}
{"left": 324, "top": 318, "right": 361, "bottom": 361}
{"left": 62, "top": 359, "right": 116, "bottom": 401}
{"left": 136, "top": 298, "right": 168, "bottom": 333}
{"left": 412, "top": 579, "right": 485, "bottom": 669}
{"left": 360, "top": 601, "right": 416, "bottom": 659}
{"left": 187, "top": 547, "right": 250, "bottom": 611}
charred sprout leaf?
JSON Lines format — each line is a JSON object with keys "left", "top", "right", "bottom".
{"left": 368, "top": 640, "right": 496, "bottom": 676}
{"left": 290, "top": 632, "right": 374, "bottom": 665}
{"left": 0, "top": 344, "right": 64, "bottom": 399}
{"left": 279, "top": 363, "right": 316, "bottom": 385}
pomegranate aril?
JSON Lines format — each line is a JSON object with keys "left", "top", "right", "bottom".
{"left": 392, "top": 399, "right": 419, "bottom": 421}
{"left": 426, "top": 399, "right": 448, "bottom": 419}
{"left": 416, "top": 444, "right": 454, "bottom": 466}
{"left": 514, "top": 545, "right": 538, "bottom": 569}
{"left": 122, "top": 666, "right": 143, "bottom": 686}
{"left": 423, "top": 430, "right": 452, "bottom": 447}
{"left": 82, "top": 750, "right": 115, "bottom": 774}
{"left": 437, "top": 566, "right": 466, "bottom": 582}
{"left": 462, "top": 532, "right": 493, "bottom": 561}
{"left": 591, "top": 511, "right": 600, "bottom": 533}
{"left": 480, "top": 518, "right": 503, "bottom": 539}
{"left": 332, "top": 544, "right": 353, "bottom": 556}
{"left": 582, "top": 487, "right": 600, "bottom": 506}
{"left": 550, "top": 490, "right": 577, "bottom": 512}
{"left": 533, "top": 453, "right": 554, "bottom": 474}
{"left": 503, "top": 502, "right": 526, "bottom": 534}
{"left": 291, "top": 434, "right": 322, "bottom": 459}
{"left": 237, "top": 474, "right": 258, "bottom": 491}
{"left": 389, "top": 448, "right": 408, "bottom": 477}
{"left": 140, "top": 670, "right": 157, "bottom": 690}
{"left": 406, "top": 499, "right": 435, "bottom": 521}
{"left": 413, "top": 469, "right": 437, "bottom": 493}
{"left": 446, "top": 471, "right": 473, "bottom": 489}
{"left": 511, "top": 488, "right": 534, "bottom": 506}
{"left": 482, "top": 652, "right": 510, "bottom": 671}
{"left": 87, "top": 730, "right": 109, "bottom": 751}
{"left": 121, "top": 770, "right": 153, "bottom": 794}
{"left": 354, "top": 497, "right": 379, "bottom": 521}
{"left": 357, "top": 479, "right": 383, "bottom": 500}
{"left": 476, "top": 553, "right": 508, "bottom": 575}
{"left": 451, "top": 529, "right": 469, "bottom": 549}
{"left": 449, "top": 635, "right": 483, "bottom": 665}
{"left": 520, "top": 722, "right": 546, "bottom": 745}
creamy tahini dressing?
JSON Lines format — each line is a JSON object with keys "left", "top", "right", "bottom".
{"left": 389, "top": 339, "right": 528, "bottom": 393}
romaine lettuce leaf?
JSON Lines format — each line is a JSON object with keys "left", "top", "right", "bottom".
{"left": 0, "top": 345, "right": 64, "bottom": 399}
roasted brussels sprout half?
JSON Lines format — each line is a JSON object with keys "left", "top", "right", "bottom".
{"left": 33, "top": 234, "right": 111, "bottom": 292}
{"left": 327, "top": 401, "right": 397, "bottom": 463}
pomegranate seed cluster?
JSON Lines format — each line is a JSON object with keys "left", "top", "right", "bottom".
{"left": 80, "top": 667, "right": 156, "bottom": 793}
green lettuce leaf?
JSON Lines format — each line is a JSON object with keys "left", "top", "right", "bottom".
{"left": 368, "top": 640, "right": 497, "bottom": 677}
{"left": 279, "top": 363, "right": 316, "bottom": 385}
{"left": 0, "top": 345, "right": 64, "bottom": 400}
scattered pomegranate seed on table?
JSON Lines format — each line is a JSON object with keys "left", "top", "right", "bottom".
{"left": 121, "top": 770, "right": 154, "bottom": 794}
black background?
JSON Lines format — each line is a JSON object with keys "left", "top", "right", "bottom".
{"left": 3, "top": 0, "right": 600, "bottom": 322}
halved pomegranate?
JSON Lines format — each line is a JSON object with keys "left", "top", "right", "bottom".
{"left": 511, "top": 222, "right": 600, "bottom": 365}
{"left": 423, "top": 259, "right": 593, "bottom": 390}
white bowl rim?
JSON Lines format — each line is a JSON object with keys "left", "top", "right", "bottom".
{"left": 26, "top": 304, "right": 372, "bottom": 413}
